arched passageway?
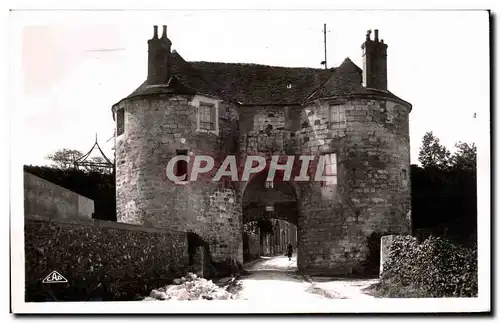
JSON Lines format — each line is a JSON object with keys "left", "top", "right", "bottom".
{"left": 242, "top": 171, "right": 299, "bottom": 262}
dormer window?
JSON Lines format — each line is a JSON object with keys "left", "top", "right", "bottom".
{"left": 192, "top": 96, "right": 219, "bottom": 134}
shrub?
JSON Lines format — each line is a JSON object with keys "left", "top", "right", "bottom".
{"left": 377, "top": 235, "right": 477, "bottom": 298}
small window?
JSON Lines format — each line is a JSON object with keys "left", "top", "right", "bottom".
{"left": 175, "top": 149, "right": 188, "bottom": 180}
{"left": 322, "top": 153, "right": 337, "bottom": 186}
{"left": 402, "top": 169, "right": 408, "bottom": 185}
{"left": 117, "top": 108, "right": 125, "bottom": 136}
{"left": 199, "top": 102, "right": 216, "bottom": 131}
{"left": 330, "top": 105, "right": 346, "bottom": 128}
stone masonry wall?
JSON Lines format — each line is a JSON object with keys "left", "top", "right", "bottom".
{"left": 114, "top": 94, "right": 242, "bottom": 264}
{"left": 297, "top": 97, "right": 411, "bottom": 275}
{"left": 25, "top": 215, "right": 188, "bottom": 301}
{"left": 238, "top": 104, "right": 302, "bottom": 165}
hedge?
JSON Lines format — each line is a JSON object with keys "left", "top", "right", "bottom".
{"left": 376, "top": 235, "right": 477, "bottom": 298}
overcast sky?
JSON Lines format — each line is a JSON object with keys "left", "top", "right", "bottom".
{"left": 11, "top": 10, "right": 489, "bottom": 166}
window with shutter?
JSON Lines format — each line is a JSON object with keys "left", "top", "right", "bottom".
{"left": 330, "top": 105, "right": 346, "bottom": 129}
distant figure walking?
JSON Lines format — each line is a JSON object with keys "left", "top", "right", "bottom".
{"left": 287, "top": 243, "right": 293, "bottom": 261}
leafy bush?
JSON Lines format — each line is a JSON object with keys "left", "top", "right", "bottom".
{"left": 376, "top": 235, "right": 477, "bottom": 298}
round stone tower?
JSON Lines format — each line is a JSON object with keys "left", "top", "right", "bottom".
{"left": 111, "top": 25, "right": 243, "bottom": 264}
{"left": 295, "top": 29, "right": 412, "bottom": 275}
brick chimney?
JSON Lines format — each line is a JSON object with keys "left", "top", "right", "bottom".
{"left": 147, "top": 25, "right": 172, "bottom": 85}
{"left": 361, "top": 29, "right": 388, "bottom": 90}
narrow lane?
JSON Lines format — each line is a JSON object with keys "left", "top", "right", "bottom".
{"left": 237, "top": 255, "right": 331, "bottom": 301}
{"left": 237, "top": 255, "right": 378, "bottom": 301}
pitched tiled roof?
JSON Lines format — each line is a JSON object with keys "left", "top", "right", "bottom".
{"left": 306, "top": 57, "right": 411, "bottom": 106}
{"left": 120, "top": 52, "right": 410, "bottom": 107}
{"left": 189, "top": 60, "right": 334, "bottom": 105}
{"left": 306, "top": 57, "right": 363, "bottom": 100}
{"left": 121, "top": 51, "right": 334, "bottom": 105}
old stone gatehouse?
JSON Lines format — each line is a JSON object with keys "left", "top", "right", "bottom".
{"left": 111, "top": 25, "right": 412, "bottom": 276}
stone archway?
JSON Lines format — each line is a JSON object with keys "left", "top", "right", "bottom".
{"left": 242, "top": 170, "right": 299, "bottom": 260}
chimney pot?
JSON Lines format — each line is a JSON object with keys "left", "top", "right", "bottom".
{"left": 362, "top": 29, "right": 388, "bottom": 90}
{"left": 366, "top": 29, "right": 372, "bottom": 41}
{"left": 153, "top": 25, "right": 158, "bottom": 39}
{"left": 147, "top": 25, "right": 172, "bottom": 85}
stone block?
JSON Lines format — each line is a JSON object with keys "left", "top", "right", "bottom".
{"left": 379, "top": 234, "right": 398, "bottom": 275}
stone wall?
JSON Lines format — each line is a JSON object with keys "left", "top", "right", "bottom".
{"left": 114, "top": 94, "right": 242, "bottom": 264}
{"left": 238, "top": 104, "right": 301, "bottom": 167}
{"left": 24, "top": 172, "right": 95, "bottom": 220}
{"left": 24, "top": 215, "right": 189, "bottom": 301}
{"left": 237, "top": 105, "right": 303, "bottom": 165}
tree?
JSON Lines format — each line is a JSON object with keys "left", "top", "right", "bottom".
{"left": 418, "top": 131, "right": 451, "bottom": 169}
{"left": 450, "top": 142, "right": 477, "bottom": 171}
{"left": 45, "top": 149, "right": 83, "bottom": 170}
{"left": 46, "top": 148, "right": 114, "bottom": 174}
{"left": 413, "top": 132, "right": 477, "bottom": 246}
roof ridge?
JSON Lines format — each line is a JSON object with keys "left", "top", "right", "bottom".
{"left": 189, "top": 60, "right": 328, "bottom": 71}
{"left": 116, "top": 53, "right": 363, "bottom": 106}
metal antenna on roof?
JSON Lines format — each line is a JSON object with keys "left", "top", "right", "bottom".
{"left": 320, "top": 24, "right": 328, "bottom": 69}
